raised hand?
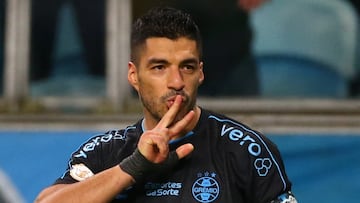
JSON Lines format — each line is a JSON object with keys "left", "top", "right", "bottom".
{"left": 138, "top": 95, "right": 195, "bottom": 163}
{"left": 119, "top": 95, "right": 195, "bottom": 182}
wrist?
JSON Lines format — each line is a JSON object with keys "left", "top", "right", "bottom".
{"left": 119, "top": 149, "right": 178, "bottom": 182}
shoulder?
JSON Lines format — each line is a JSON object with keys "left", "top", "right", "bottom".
{"left": 202, "top": 109, "right": 265, "bottom": 145}
{"left": 202, "top": 110, "right": 292, "bottom": 195}
{"left": 201, "top": 108, "right": 280, "bottom": 163}
{"left": 71, "top": 121, "right": 143, "bottom": 161}
{"left": 54, "top": 121, "right": 144, "bottom": 184}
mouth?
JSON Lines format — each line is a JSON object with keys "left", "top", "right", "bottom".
{"left": 166, "top": 95, "right": 185, "bottom": 109}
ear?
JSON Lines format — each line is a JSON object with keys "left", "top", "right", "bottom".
{"left": 198, "top": 62, "right": 205, "bottom": 85}
{"left": 128, "top": 62, "right": 139, "bottom": 91}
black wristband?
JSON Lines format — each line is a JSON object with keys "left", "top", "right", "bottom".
{"left": 119, "top": 149, "right": 179, "bottom": 182}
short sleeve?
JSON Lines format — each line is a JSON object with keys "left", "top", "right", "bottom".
{"left": 54, "top": 130, "right": 126, "bottom": 185}
{"left": 250, "top": 134, "right": 293, "bottom": 203}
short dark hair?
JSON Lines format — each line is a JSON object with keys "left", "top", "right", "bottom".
{"left": 131, "top": 7, "right": 202, "bottom": 64}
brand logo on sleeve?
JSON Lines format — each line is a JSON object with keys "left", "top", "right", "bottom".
{"left": 254, "top": 158, "right": 272, "bottom": 176}
{"left": 192, "top": 172, "right": 220, "bottom": 203}
{"left": 74, "top": 132, "right": 124, "bottom": 159}
{"left": 220, "top": 124, "right": 273, "bottom": 177}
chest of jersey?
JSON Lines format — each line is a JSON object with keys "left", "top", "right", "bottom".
{"left": 117, "top": 130, "right": 245, "bottom": 203}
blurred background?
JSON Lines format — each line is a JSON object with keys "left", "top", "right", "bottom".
{"left": 0, "top": 0, "right": 359, "bottom": 202}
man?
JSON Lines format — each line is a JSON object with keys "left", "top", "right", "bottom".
{"left": 35, "top": 7, "right": 297, "bottom": 203}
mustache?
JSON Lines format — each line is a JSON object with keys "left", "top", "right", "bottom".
{"left": 161, "top": 90, "right": 188, "bottom": 102}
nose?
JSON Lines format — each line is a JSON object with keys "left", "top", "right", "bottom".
{"left": 167, "top": 68, "right": 185, "bottom": 91}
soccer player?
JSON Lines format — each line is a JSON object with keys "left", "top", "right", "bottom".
{"left": 35, "top": 7, "right": 297, "bottom": 203}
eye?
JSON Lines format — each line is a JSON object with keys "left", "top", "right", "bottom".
{"left": 151, "top": 65, "right": 165, "bottom": 71}
{"left": 181, "top": 64, "right": 196, "bottom": 73}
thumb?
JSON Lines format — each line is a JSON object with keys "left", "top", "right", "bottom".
{"left": 175, "top": 143, "right": 194, "bottom": 159}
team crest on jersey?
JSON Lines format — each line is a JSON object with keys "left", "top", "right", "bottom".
{"left": 192, "top": 172, "right": 220, "bottom": 203}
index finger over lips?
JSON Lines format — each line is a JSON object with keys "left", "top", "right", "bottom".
{"left": 156, "top": 95, "right": 183, "bottom": 129}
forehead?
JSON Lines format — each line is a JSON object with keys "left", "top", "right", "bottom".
{"left": 140, "top": 37, "right": 200, "bottom": 60}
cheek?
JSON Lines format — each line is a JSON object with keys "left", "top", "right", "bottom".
{"left": 141, "top": 73, "right": 168, "bottom": 87}
{"left": 189, "top": 76, "right": 202, "bottom": 90}
{"left": 138, "top": 78, "right": 162, "bottom": 98}
{"left": 139, "top": 78, "right": 155, "bottom": 90}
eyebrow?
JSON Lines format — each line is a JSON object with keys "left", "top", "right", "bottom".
{"left": 180, "top": 58, "right": 199, "bottom": 65}
{"left": 147, "top": 58, "right": 169, "bottom": 65}
{"left": 147, "top": 57, "right": 199, "bottom": 66}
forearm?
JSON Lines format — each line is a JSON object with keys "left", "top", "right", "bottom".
{"left": 35, "top": 166, "right": 134, "bottom": 203}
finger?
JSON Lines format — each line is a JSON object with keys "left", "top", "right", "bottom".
{"left": 152, "top": 135, "right": 170, "bottom": 157}
{"left": 168, "top": 110, "right": 195, "bottom": 137}
{"left": 138, "top": 130, "right": 170, "bottom": 160}
{"left": 156, "top": 95, "right": 183, "bottom": 129}
{"left": 176, "top": 143, "right": 194, "bottom": 159}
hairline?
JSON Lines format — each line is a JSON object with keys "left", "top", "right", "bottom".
{"left": 131, "top": 36, "right": 202, "bottom": 67}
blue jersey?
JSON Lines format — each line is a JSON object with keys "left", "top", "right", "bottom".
{"left": 55, "top": 108, "right": 295, "bottom": 203}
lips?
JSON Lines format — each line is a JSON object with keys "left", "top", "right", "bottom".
{"left": 166, "top": 97, "right": 177, "bottom": 108}
{"left": 166, "top": 95, "right": 184, "bottom": 108}
{"left": 167, "top": 99, "right": 175, "bottom": 108}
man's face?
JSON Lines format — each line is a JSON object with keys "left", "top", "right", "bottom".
{"left": 128, "top": 37, "right": 204, "bottom": 128}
